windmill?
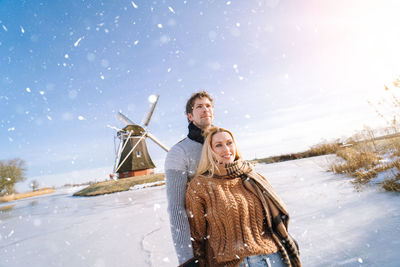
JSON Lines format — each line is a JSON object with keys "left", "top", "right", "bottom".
{"left": 111, "top": 95, "right": 169, "bottom": 179}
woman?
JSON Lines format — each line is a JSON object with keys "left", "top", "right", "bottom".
{"left": 185, "top": 127, "right": 301, "bottom": 267}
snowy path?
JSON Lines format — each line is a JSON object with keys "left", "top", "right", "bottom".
{"left": 1, "top": 155, "right": 399, "bottom": 267}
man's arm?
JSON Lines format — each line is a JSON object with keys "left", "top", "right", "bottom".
{"left": 165, "top": 144, "right": 194, "bottom": 265}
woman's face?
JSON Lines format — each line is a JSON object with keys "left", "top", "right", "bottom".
{"left": 211, "top": 131, "right": 236, "bottom": 163}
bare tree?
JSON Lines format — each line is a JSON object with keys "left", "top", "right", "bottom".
{"left": 30, "top": 180, "right": 39, "bottom": 191}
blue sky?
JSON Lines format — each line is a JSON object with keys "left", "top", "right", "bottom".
{"left": 1, "top": 0, "right": 400, "bottom": 191}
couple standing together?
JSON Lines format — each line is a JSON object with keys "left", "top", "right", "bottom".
{"left": 165, "top": 91, "right": 301, "bottom": 267}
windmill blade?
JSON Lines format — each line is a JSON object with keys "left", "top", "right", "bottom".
{"left": 107, "top": 124, "right": 123, "bottom": 132}
{"left": 113, "top": 137, "right": 124, "bottom": 173}
{"left": 143, "top": 95, "right": 159, "bottom": 127}
{"left": 147, "top": 132, "right": 169, "bottom": 152}
{"left": 117, "top": 111, "right": 137, "bottom": 126}
{"left": 114, "top": 130, "right": 134, "bottom": 173}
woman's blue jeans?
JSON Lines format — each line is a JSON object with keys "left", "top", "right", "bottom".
{"left": 239, "top": 253, "right": 286, "bottom": 267}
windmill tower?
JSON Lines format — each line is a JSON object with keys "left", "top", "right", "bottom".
{"left": 112, "top": 95, "right": 169, "bottom": 179}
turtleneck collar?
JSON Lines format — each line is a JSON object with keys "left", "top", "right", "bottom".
{"left": 187, "top": 122, "right": 205, "bottom": 144}
{"left": 213, "top": 159, "right": 255, "bottom": 178}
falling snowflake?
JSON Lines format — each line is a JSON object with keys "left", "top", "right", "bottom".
{"left": 226, "top": 1, "right": 231, "bottom": 5}
{"left": 87, "top": 53, "right": 96, "bottom": 61}
{"left": 2, "top": 25, "right": 8, "bottom": 31}
{"left": 8, "top": 127, "right": 15, "bottom": 132}
{"left": 157, "top": 24, "right": 163, "bottom": 29}
{"left": 26, "top": 87, "right": 31, "bottom": 93}
{"left": 131, "top": 1, "right": 138, "bottom": 8}
{"left": 39, "top": 91, "right": 45, "bottom": 95}
{"left": 47, "top": 116, "right": 52, "bottom": 121}
{"left": 134, "top": 40, "right": 139, "bottom": 45}
{"left": 168, "top": 6, "right": 175, "bottom": 14}
{"left": 160, "top": 34, "right": 170, "bottom": 44}
{"left": 78, "top": 116, "right": 86, "bottom": 120}
{"left": 20, "top": 26, "right": 25, "bottom": 33}
{"left": 100, "top": 75, "right": 105, "bottom": 80}
{"left": 148, "top": 94, "right": 158, "bottom": 103}
{"left": 74, "top": 37, "right": 83, "bottom": 47}
{"left": 64, "top": 54, "right": 69, "bottom": 59}
{"left": 33, "top": 219, "right": 41, "bottom": 227}
{"left": 358, "top": 258, "right": 363, "bottom": 263}
{"left": 8, "top": 230, "right": 14, "bottom": 237}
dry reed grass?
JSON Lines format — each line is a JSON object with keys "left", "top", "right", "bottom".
{"left": 330, "top": 130, "right": 400, "bottom": 192}
{"left": 380, "top": 160, "right": 400, "bottom": 192}
{"left": 382, "top": 177, "right": 400, "bottom": 192}
{"left": 331, "top": 148, "right": 381, "bottom": 174}
{"left": 309, "top": 142, "right": 340, "bottom": 156}
{"left": 254, "top": 141, "right": 341, "bottom": 164}
{"left": 0, "top": 188, "right": 55, "bottom": 203}
{"left": 330, "top": 76, "right": 400, "bottom": 192}
{"left": 0, "top": 204, "right": 16, "bottom": 212}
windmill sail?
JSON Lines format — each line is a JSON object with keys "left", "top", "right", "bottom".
{"left": 117, "top": 112, "right": 136, "bottom": 126}
{"left": 143, "top": 95, "right": 159, "bottom": 127}
{"left": 147, "top": 132, "right": 169, "bottom": 152}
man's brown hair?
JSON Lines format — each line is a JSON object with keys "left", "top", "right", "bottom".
{"left": 185, "top": 91, "right": 214, "bottom": 116}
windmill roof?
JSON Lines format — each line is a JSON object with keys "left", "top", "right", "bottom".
{"left": 119, "top": 125, "right": 146, "bottom": 136}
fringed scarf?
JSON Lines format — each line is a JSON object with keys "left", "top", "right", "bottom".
{"left": 214, "top": 160, "right": 301, "bottom": 267}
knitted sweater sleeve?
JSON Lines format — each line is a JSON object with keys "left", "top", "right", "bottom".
{"left": 165, "top": 144, "right": 194, "bottom": 264}
{"left": 185, "top": 181, "right": 207, "bottom": 266}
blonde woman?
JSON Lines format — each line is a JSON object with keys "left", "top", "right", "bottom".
{"left": 185, "top": 127, "right": 301, "bottom": 267}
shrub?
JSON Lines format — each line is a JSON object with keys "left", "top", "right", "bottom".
{"left": 0, "top": 158, "right": 26, "bottom": 196}
{"left": 331, "top": 148, "right": 381, "bottom": 175}
{"left": 382, "top": 177, "right": 400, "bottom": 192}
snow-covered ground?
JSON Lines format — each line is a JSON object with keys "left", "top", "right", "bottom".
{"left": 1, "top": 155, "right": 400, "bottom": 267}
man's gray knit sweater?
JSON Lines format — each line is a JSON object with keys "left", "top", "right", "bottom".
{"left": 165, "top": 137, "right": 202, "bottom": 265}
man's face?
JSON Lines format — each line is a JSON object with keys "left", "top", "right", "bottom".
{"left": 187, "top": 97, "right": 214, "bottom": 130}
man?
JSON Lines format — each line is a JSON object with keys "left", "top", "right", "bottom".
{"left": 165, "top": 91, "right": 214, "bottom": 266}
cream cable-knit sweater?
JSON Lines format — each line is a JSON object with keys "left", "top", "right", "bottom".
{"left": 186, "top": 175, "right": 279, "bottom": 267}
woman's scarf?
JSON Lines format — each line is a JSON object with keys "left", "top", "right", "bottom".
{"left": 214, "top": 160, "right": 301, "bottom": 267}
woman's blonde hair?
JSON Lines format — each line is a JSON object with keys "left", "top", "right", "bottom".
{"left": 196, "top": 126, "right": 242, "bottom": 177}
